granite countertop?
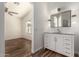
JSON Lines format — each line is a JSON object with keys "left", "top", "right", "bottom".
{"left": 44, "top": 32, "right": 75, "bottom": 35}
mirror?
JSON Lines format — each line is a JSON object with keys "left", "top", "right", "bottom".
{"left": 50, "top": 10, "right": 71, "bottom": 28}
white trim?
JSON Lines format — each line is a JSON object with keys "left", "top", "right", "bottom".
{"left": 32, "top": 4, "right": 34, "bottom": 53}
{"left": 32, "top": 47, "right": 43, "bottom": 53}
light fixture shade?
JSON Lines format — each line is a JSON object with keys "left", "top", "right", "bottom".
{"left": 5, "top": 7, "right": 8, "bottom": 12}
{"left": 72, "top": 15, "right": 76, "bottom": 17}
{"left": 57, "top": 8, "right": 61, "bottom": 12}
{"left": 14, "top": 2, "right": 20, "bottom": 5}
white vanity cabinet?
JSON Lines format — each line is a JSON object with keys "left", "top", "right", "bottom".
{"left": 55, "top": 35, "right": 64, "bottom": 54}
{"left": 44, "top": 33, "right": 74, "bottom": 57}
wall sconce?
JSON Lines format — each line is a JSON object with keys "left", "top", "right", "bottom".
{"left": 57, "top": 8, "right": 61, "bottom": 12}
{"left": 48, "top": 19, "right": 51, "bottom": 21}
{"left": 14, "top": 2, "right": 20, "bottom": 5}
{"left": 72, "top": 15, "right": 77, "bottom": 17}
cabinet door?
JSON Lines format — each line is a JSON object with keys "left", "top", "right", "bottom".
{"left": 56, "top": 35, "right": 64, "bottom": 54}
{"left": 50, "top": 34, "right": 55, "bottom": 51}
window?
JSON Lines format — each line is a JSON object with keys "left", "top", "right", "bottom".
{"left": 26, "top": 21, "right": 32, "bottom": 34}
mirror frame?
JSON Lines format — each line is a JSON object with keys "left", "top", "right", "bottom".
{"left": 50, "top": 10, "right": 71, "bottom": 28}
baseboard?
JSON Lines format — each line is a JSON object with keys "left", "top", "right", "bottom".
{"left": 19, "top": 38, "right": 31, "bottom": 41}
{"left": 74, "top": 51, "right": 79, "bottom": 57}
{"left": 32, "top": 47, "right": 43, "bottom": 54}
{"left": 6, "top": 37, "right": 31, "bottom": 41}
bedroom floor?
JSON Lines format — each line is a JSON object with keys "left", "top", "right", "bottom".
{"left": 5, "top": 38, "right": 31, "bottom": 57}
{"left": 5, "top": 38, "right": 78, "bottom": 57}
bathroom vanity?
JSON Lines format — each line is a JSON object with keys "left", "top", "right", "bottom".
{"left": 44, "top": 32, "right": 75, "bottom": 57}
{"left": 44, "top": 10, "right": 75, "bottom": 56}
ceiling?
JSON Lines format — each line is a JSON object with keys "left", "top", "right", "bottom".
{"left": 47, "top": 2, "right": 79, "bottom": 12}
{"left": 5, "top": 2, "right": 32, "bottom": 18}
{"left": 5, "top": 2, "right": 79, "bottom": 18}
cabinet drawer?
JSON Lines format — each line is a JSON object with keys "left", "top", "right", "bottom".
{"left": 44, "top": 43, "right": 50, "bottom": 49}
{"left": 64, "top": 37, "right": 72, "bottom": 42}
{"left": 44, "top": 44, "right": 48, "bottom": 48}
{"left": 64, "top": 46, "right": 72, "bottom": 51}
{"left": 64, "top": 44, "right": 72, "bottom": 49}
{"left": 64, "top": 38, "right": 71, "bottom": 41}
{"left": 44, "top": 36, "right": 49, "bottom": 39}
{"left": 63, "top": 43, "right": 74, "bottom": 56}
{"left": 44, "top": 37, "right": 49, "bottom": 41}
{"left": 64, "top": 50, "right": 74, "bottom": 56}
{"left": 63, "top": 35, "right": 74, "bottom": 42}
{"left": 64, "top": 43, "right": 72, "bottom": 46}
{"left": 64, "top": 51, "right": 72, "bottom": 56}
{"left": 44, "top": 41, "right": 48, "bottom": 45}
{"left": 44, "top": 34, "right": 51, "bottom": 41}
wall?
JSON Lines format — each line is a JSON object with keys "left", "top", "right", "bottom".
{"left": 21, "top": 10, "right": 32, "bottom": 40}
{"left": 0, "top": 2, "right": 5, "bottom": 56}
{"left": 5, "top": 13, "right": 21, "bottom": 40}
{"left": 5, "top": 2, "right": 33, "bottom": 40}
{"left": 33, "top": 2, "right": 48, "bottom": 53}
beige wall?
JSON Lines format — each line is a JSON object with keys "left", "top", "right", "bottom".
{"left": 21, "top": 10, "right": 32, "bottom": 40}
{"left": 5, "top": 13, "right": 22, "bottom": 40}
{"left": 0, "top": 2, "right": 5, "bottom": 56}
{"left": 33, "top": 2, "right": 48, "bottom": 53}
{"left": 5, "top": 2, "right": 32, "bottom": 40}
{"left": 5, "top": 3, "right": 33, "bottom": 40}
